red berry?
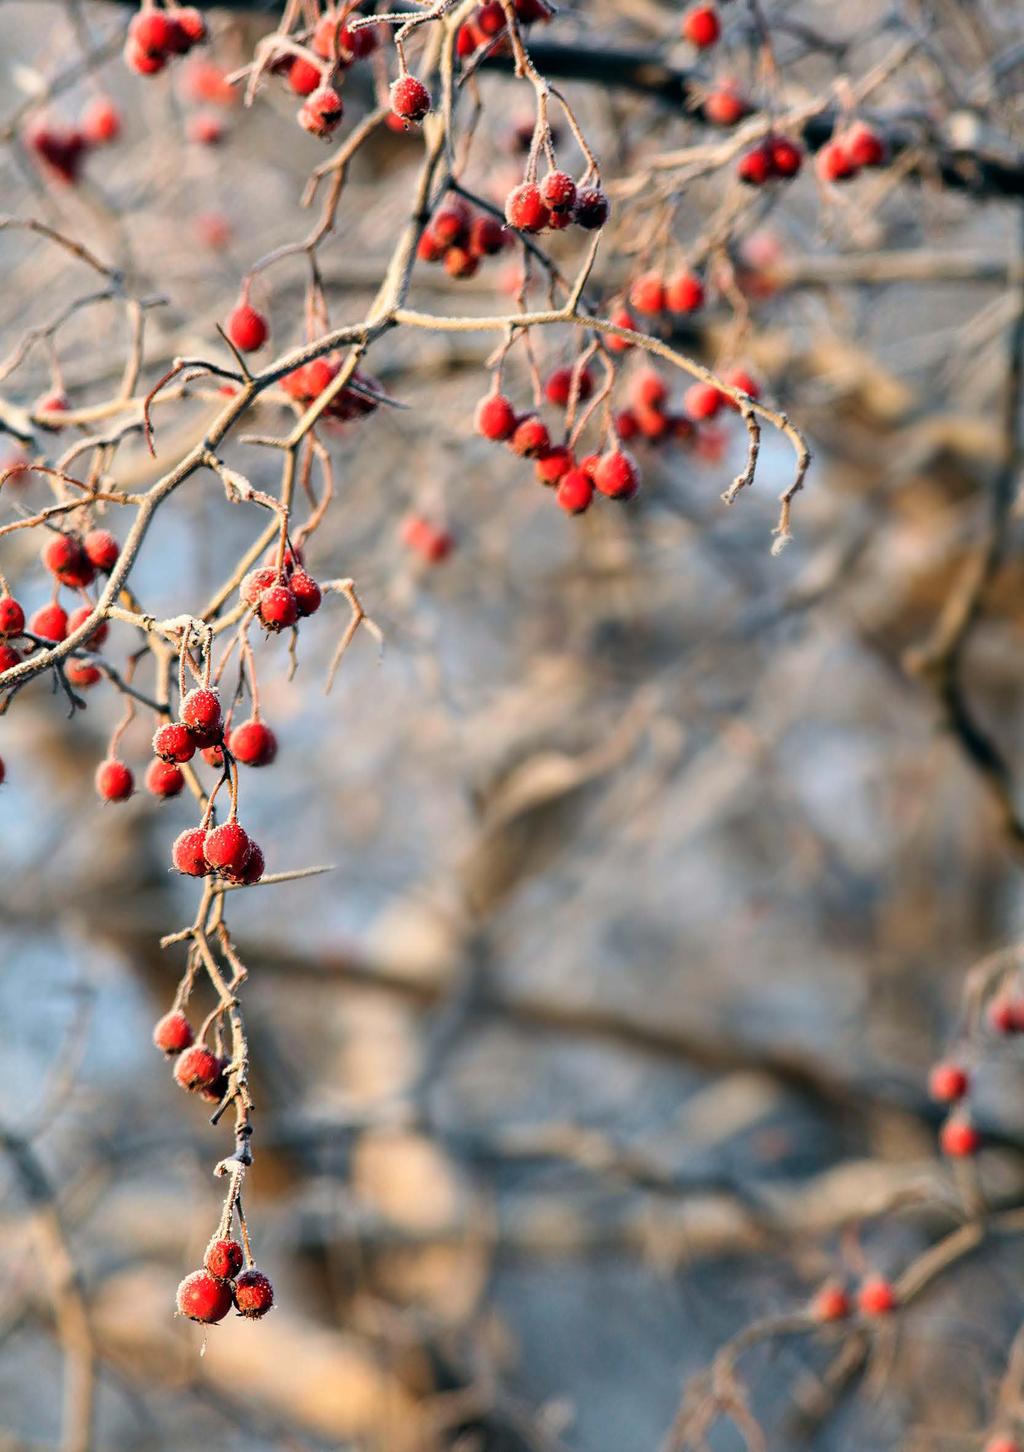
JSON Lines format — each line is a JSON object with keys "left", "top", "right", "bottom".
{"left": 0, "top": 643, "right": 21, "bottom": 673}
{"left": 632, "top": 369, "right": 669, "bottom": 411}
{"left": 629, "top": 271, "right": 667, "bottom": 315}
{"left": 817, "top": 140, "right": 856, "bottom": 183}
{"left": 145, "top": 758, "right": 185, "bottom": 798}
{"left": 287, "top": 570, "right": 320, "bottom": 618}
{"left": 505, "top": 182, "right": 549, "bottom": 233}
{"left": 846, "top": 122, "right": 886, "bottom": 169}
{"left": 84, "top": 529, "right": 120, "bottom": 572}
{"left": 723, "top": 367, "right": 760, "bottom": 404}
{"left": 29, "top": 604, "right": 68, "bottom": 641}
{"left": 153, "top": 1010, "right": 194, "bottom": 1054}
{"left": 67, "top": 605, "right": 108, "bottom": 647}
{"left": 258, "top": 584, "right": 299, "bottom": 631}
{"left": 811, "top": 1282, "right": 851, "bottom": 1322}
{"left": 476, "top": 1, "right": 507, "bottom": 37}
{"left": 940, "top": 1116, "right": 981, "bottom": 1158}
{"left": 66, "top": 661, "right": 101, "bottom": 688}
{"left": 857, "top": 1276, "right": 897, "bottom": 1316}
{"left": 173, "top": 1045, "right": 222, "bottom": 1092}
{"left": 230, "top": 841, "right": 265, "bottom": 886}
{"left": 534, "top": 446, "right": 574, "bottom": 486}
{"left": 240, "top": 565, "right": 278, "bottom": 607}
{"left": 229, "top": 718, "right": 278, "bottom": 767}
{"left": 124, "top": 40, "right": 166, "bottom": 75}
{"left": 607, "top": 307, "right": 636, "bottom": 352}
{"left": 227, "top": 303, "right": 268, "bottom": 352}
{"left": 175, "top": 8, "right": 208, "bottom": 47}
{"left": 340, "top": 20, "right": 379, "bottom": 59}
{"left": 204, "top": 820, "right": 252, "bottom": 874}
{"left": 475, "top": 391, "right": 517, "bottom": 441}
{"left": 176, "top": 1269, "right": 233, "bottom": 1324}
{"left": 469, "top": 215, "right": 507, "bottom": 257}
{"left": 768, "top": 135, "right": 803, "bottom": 178}
{"left": 233, "top": 1268, "right": 275, "bottom": 1318}
{"left": 432, "top": 202, "right": 471, "bottom": 247}
{"left": 129, "top": 11, "right": 176, "bottom": 55}
{"left": 299, "top": 85, "right": 344, "bottom": 138}
{"left": 988, "top": 996, "right": 1024, "bottom": 1034}
{"left": 401, "top": 515, "right": 453, "bottom": 564}
{"left": 616, "top": 408, "right": 639, "bottom": 441}
{"left": 573, "top": 187, "right": 610, "bottom": 230}
{"left": 81, "top": 97, "right": 121, "bottom": 145}
{"left": 984, "top": 1439, "right": 1022, "bottom": 1452}
{"left": 683, "top": 4, "right": 720, "bottom": 47}
{"left": 205, "top": 1238, "right": 245, "bottom": 1280}
{"left": 704, "top": 85, "right": 748, "bottom": 127}
{"left": 928, "top": 1061, "right": 969, "bottom": 1103}
{"left": 684, "top": 381, "right": 724, "bottom": 420}
{"left": 510, "top": 415, "right": 551, "bottom": 457}
{"left": 181, "top": 687, "right": 222, "bottom": 737}
{"left": 457, "top": 21, "right": 482, "bottom": 56}
{"left": 594, "top": 449, "right": 640, "bottom": 500}
{"left": 635, "top": 406, "right": 670, "bottom": 441}
{"left": 42, "top": 534, "right": 94, "bottom": 588}
{"left": 556, "top": 468, "right": 594, "bottom": 515}
{"left": 95, "top": 758, "right": 134, "bottom": 802}
{"left": 737, "top": 142, "right": 773, "bottom": 187}
{"left": 390, "top": 75, "right": 431, "bottom": 122}
{"left": 666, "top": 270, "right": 705, "bottom": 314}
{"left": 203, "top": 742, "right": 225, "bottom": 769}
{"left": 545, "top": 367, "right": 594, "bottom": 408}
{"left": 0, "top": 597, "right": 25, "bottom": 635}
{"left": 540, "top": 170, "right": 577, "bottom": 213}
{"left": 153, "top": 722, "right": 196, "bottom": 763}
{"left": 444, "top": 246, "right": 479, "bottom": 280}
{"left": 287, "top": 56, "right": 322, "bottom": 96}
{"left": 171, "top": 826, "right": 211, "bottom": 877}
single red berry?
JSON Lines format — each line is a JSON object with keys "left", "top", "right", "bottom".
{"left": 174, "top": 8, "right": 208, "bottom": 46}
{"left": 940, "top": 1116, "right": 981, "bottom": 1158}
{"left": 203, "top": 742, "right": 225, "bottom": 768}
{"left": 180, "top": 687, "right": 222, "bottom": 737}
{"left": 684, "top": 381, "right": 724, "bottom": 420}
{"left": 928, "top": 1061, "right": 969, "bottom": 1103}
{"left": 0, "top": 597, "right": 25, "bottom": 636}
{"left": 432, "top": 202, "right": 471, "bottom": 247}
{"left": 258, "top": 584, "right": 299, "bottom": 631}
{"left": 616, "top": 408, "right": 639, "bottom": 441}
{"left": 505, "top": 182, "right": 549, "bottom": 233}
{"left": 204, "top": 820, "right": 252, "bottom": 874}
{"left": 229, "top": 719, "right": 278, "bottom": 768}
{"left": 737, "top": 142, "right": 773, "bottom": 186}
{"left": 635, "top": 406, "right": 670, "bottom": 441}
{"left": 683, "top": 4, "right": 720, "bottom": 47}
{"left": 476, "top": 1, "right": 507, "bottom": 36}
{"left": 401, "top": 516, "right": 453, "bottom": 564}
{"left": 29, "top": 604, "right": 68, "bottom": 641}
{"left": 632, "top": 369, "right": 669, "bottom": 411}
{"left": 607, "top": 307, "right": 636, "bottom": 352}
{"left": 704, "top": 85, "right": 749, "bottom": 127}
{"left": 444, "top": 245, "right": 480, "bottom": 279}
{"left": 42, "top": 534, "right": 94, "bottom": 588}
{"left": 299, "top": 85, "right": 345, "bottom": 138}
{"left": 241, "top": 565, "right": 279, "bottom": 608}
{"left": 723, "top": 367, "right": 760, "bottom": 404}
{"left": 666, "top": 271, "right": 705, "bottom": 314}
{"left": 857, "top": 1276, "right": 897, "bottom": 1317}
{"left": 469, "top": 215, "right": 507, "bottom": 257}
{"left": 287, "top": 570, "right": 321, "bottom": 618}
{"left": 514, "top": 0, "right": 553, "bottom": 19}
{"left": 152, "top": 1010, "right": 194, "bottom": 1055}
{"left": 66, "top": 661, "right": 101, "bottom": 687}
{"left": 984, "top": 1438, "right": 1022, "bottom": 1452}
{"left": 67, "top": 604, "right": 108, "bottom": 647}
{"left": 287, "top": 55, "right": 322, "bottom": 96}
{"left": 340, "top": 20, "right": 379, "bottom": 59}
{"left": 556, "top": 468, "right": 594, "bottom": 515}
{"left": 124, "top": 39, "right": 167, "bottom": 75}
{"left": 475, "top": 391, "right": 517, "bottom": 441}
{"left": 83, "top": 529, "right": 120, "bottom": 572}
{"left": 534, "top": 446, "right": 575, "bottom": 486}
{"left": 81, "top": 97, "right": 121, "bottom": 145}
{"left": 312, "top": 11, "right": 348, "bottom": 60}
{"left": 846, "top": 122, "right": 886, "bottom": 169}
{"left": 390, "top": 74, "right": 431, "bottom": 122}
{"left": 233, "top": 1268, "right": 275, "bottom": 1318}
{"left": 768, "top": 135, "right": 803, "bottom": 178}
{"left": 817, "top": 140, "right": 857, "bottom": 183}
{"left": 95, "top": 758, "right": 134, "bottom": 802}
{"left": 145, "top": 757, "right": 185, "bottom": 798}
{"left": 545, "top": 367, "right": 594, "bottom": 408}
{"left": 171, "top": 826, "right": 211, "bottom": 877}
{"left": 153, "top": 722, "right": 196, "bottom": 763}
{"left": 629, "top": 271, "right": 667, "bottom": 315}
{"left": 594, "top": 449, "right": 640, "bottom": 500}
{"left": 129, "top": 10, "right": 176, "bottom": 55}
{"left": 456, "top": 21, "right": 482, "bottom": 56}
{"left": 510, "top": 415, "right": 551, "bottom": 457}
{"left": 230, "top": 841, "right": 265, "bottom": 886}
{"left": 540, "top": 170, "right": 577, "bottom": 213}
{"left": 811, "top": 1282, "right": 851, "bottom": 1322}
{"left": 227, "top": 302, "right": 268, "bottom": 352}
{"left": 0, "top": 643, "right": 20, "bottom": 673}
{"left": 205, "top": 1238, "right": 245, "bottom": 1281}
{"left": 188, "top": 113, "right": 224, "bottom": 146}
{"left": 173, "top": 1045, "right": 222, "bottom": 1093}
{"left": 573, "top": 187, "right": 610, "bottom": 230}
{"left": 176, "top": 1269, "right": 233, "bottom": 1324}
{"left": 988, "top": 996, "right": 1024, "bottom": 1034}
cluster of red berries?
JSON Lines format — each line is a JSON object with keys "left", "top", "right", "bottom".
{"left": 475, "top": 386, "right": 640, "bottom": 516}
{"left": 124, "top": 5, "right": 207, "bottom": 76}
{"left": 238, "top": 546, "right": 322, "bottom": 634}
{"left": 456, "top": 0, "right": 553, "bottom": 57}
{"left": 401, "top": 514, "right": 454, "bottom": 564}
{"left": 153, "top": 1009, "right": 231, "bottom": 1100}
{"left": 417, "top": 197, "right": 508, "bottom": 278}
{"left": 815, "top": 122, "right": 888, "bottom": 183}
{"left": 504, "top": 172, "right": 610, "bottom": 234}
{"left": 682, "top": 3, "right": 721, "bottom": 48}
{"left": 277, "top": 3, "right": 381, "bottom": 109}
{"left": 177, "top": 1255, "right": 274, "bottom": 1324}
{"left": 281, "top": 355, "right": 382, "bottom": 426}
{"left": 628, "top": 268, "right": 705, "bottom": 318}
{"left": 25, "top": 98, "right": 121, "bottom": 186}
{"left": 811, "top": 1275, "right": 898, "bottom": 1322}
{"left": 0, "top": 529, "right": 122, "bottom": 688}
{"left": 737, "top": 133, "right": 804, "bottom": 186}
{"left": 927, "top": 1058, "right": 981, "bottom": 1158}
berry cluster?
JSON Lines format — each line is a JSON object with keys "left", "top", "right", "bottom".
{"left": 417, "top": 197, "right": 509, "bottom": 279}
{"left": 124, "top": 5, "right": 207, "bottom": 76}
{"left": 401, "top": 514, "right": 454, "bottom": 564}
{"left": 628, "top": 268, "right": 706, "bottom": 318}
{"left": 504, "top": 172, "right": 610, "bottom": 234}
{"left": 239, "top": 547, "right": 322, "bottom": 634}
{"left": 737, "top": 133, "right": 804, "bottom": 186}
{"left": 280, "top": 356, "right": 382, "bottom": 425}
{"left": 176, "top": 1242, "right": 274, "bottom": 1324}
{"left": 815, "top": 122, "right": 888, "bottom": 183}
{"left": 0, "top": 530, "right": 121, "bottom": 689}
{"left": 811, "top": 1276, "right": 898, "bottom": 1321}
{"left": 457, "top": 0, "right": 553, "bottom": 57}
{"left": 26, "top": 98, "right": 121, "bottom": 185}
